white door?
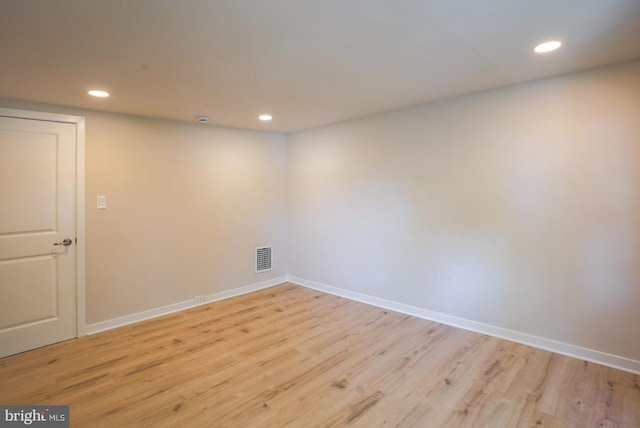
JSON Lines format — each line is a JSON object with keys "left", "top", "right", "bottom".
{"left": 0, "top": 115, "right": 78, "bottom": 358}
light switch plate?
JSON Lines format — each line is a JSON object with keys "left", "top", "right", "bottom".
{"left": 97, "top": 195, "right": 107, "bottom": 209}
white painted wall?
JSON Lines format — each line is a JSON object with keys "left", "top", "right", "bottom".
{"left": 83, "top": 113, "right": 288, "bottom": 324}
{"left": 287, "top": 60, "right": 640, "bottom": 363}
{"left": 0, "top": 100, "right": 288, "bottom": 325}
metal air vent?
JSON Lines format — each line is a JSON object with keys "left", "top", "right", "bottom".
{"left": 256, "top": 246, "right": 273, "bottom": 273}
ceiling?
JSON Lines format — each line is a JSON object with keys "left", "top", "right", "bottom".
{"left": 1, "top": 0, "right": 640, "bottom": 133}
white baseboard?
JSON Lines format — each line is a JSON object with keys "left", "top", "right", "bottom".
{"left": 85, "top": 276, "right": 287, "bottom": 335}
{"left": 204, "top": 276, "right": 286, "bottom": 303}
{"left": 287, "top": 276, "right": 640, "bottom": 375}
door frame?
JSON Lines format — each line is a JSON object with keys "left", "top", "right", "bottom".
{"left": 0, "top": 107, "right": 86, "bottom": 337}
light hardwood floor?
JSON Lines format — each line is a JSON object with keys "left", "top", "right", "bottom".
{"left": 1, "top": 283, "right": 639, "bottom": 427}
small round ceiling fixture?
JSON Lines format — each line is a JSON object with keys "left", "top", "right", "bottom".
{"left": 196, "top": 115, "right": 209, "bottom": 123}
{"left": 87, "top": 89, "right": 110, "bottom": 98}
{"left": 534, "top": 40, "right": 562, "bottom": 54}
{"left": 258, "top": 114, "right": 273, "bottom": 121}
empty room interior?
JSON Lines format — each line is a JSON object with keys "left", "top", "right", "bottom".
{"left": 1, "top": 1, "right": 640, "bottom": 426}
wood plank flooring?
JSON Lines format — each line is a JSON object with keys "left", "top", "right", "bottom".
{"left": 1, "top": 283, "right": 639, "bottom": 427}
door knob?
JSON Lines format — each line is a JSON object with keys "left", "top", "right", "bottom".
{"left": 54, "top": 238, "right": 73, "bottom": 247}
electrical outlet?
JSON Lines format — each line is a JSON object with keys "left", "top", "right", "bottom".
{"left": 194, "top": 295, "right": 205, "bottom": 304}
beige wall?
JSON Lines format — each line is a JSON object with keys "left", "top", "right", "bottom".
{"left": 0, "top": 99, "right": 287, "bottom": 324}
{"left": 287, "top": 59, "right": 640, "bottom": 362}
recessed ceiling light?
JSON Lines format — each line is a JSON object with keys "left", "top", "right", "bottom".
{"left": 534, "top": 41, "right": 562, "bottom": 54}
{"left": 88, "top": 90, "right": 110, "bottom": 98}
{"left": 258, "top": 114, "right": 273, "bottom": 121}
